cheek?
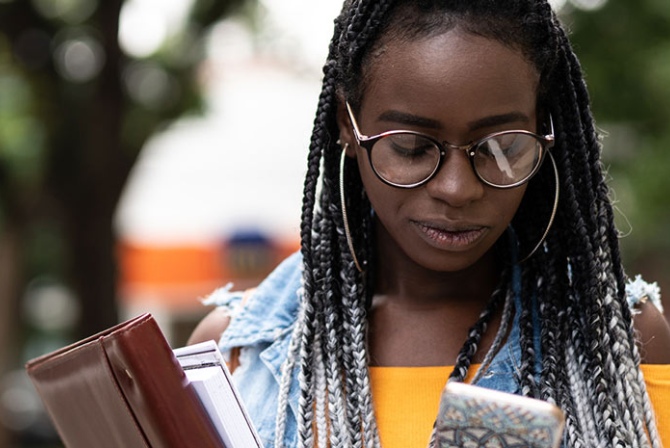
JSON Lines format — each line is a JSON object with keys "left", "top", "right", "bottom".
{"left": 354, "top": 154, "right": 408, "bottom": 215}
{"left": 496, "top": 185, "right": 527, "bottom": 222}
{"left": 356, "top": 156, "right": 386, "bottom": 207}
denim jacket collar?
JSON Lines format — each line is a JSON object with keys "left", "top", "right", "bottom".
{"left": 208, "top": 252, "right": 303, "bottom": 352}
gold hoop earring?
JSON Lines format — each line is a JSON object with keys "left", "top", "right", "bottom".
{"left": 519, "top": 151, "right": 560, "bottom": 263}
{"left": 339, "top": 146, "right": 364, "bottom": 273}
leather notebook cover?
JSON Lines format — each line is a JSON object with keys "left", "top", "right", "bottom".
{"left": 25, "top": 313, "right": 225, "bottom": 448}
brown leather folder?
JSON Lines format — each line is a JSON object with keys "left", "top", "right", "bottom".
{"left": 25, "top": 313, "right": 226, "bottom": 448}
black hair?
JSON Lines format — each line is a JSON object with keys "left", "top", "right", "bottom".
{"left": 274, "top": 1, "right": 661, "bottom": 446}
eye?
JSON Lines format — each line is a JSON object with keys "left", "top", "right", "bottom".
{"left": 383, "top": 134, "right": 436, "bottom": 159}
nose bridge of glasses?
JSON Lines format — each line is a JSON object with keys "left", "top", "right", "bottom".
{"left": 433, "top": 140, "right": 479, "bottom": 181}
{"left": 441, "top": 140, "right": 476, "bottom": 157}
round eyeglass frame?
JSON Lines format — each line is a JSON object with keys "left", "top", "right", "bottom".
{"left": 345, "top": 102, "right": 555, "bottom": 189}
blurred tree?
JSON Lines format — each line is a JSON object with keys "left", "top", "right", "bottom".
{"left": 564, "top": 0, "right": 670, "bottom": 320}
{"left": 0, "top": 0, "right": 253, "bottom": 443}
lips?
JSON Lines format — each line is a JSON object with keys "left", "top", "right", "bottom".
{"left": 412, "top": 220, "right": 488, "bottom": 249}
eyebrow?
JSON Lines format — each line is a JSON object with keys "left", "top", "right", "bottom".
{"left": 376, "top": 110, "right": 531, "bottom": 132}
{"left": 377, "top": 110, "right": 443, "bottom": 129}
{"left": 467, "top": 112, "right": 531, "bottom": 131}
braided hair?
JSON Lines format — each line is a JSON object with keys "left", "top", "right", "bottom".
{"left": 275, "top": 1, "right": 661, "bottom": 446}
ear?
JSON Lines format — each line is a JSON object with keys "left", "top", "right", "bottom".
{"left": 336, "top": 95, "right": 358, "bottom": 158}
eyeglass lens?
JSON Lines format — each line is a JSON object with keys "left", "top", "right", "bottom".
{"left": 370, "top": 132, "right": 543, "bottom": 187}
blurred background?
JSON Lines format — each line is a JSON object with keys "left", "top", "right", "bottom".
{"left": 0, "top": 0, "right": 668, "bottom": 446}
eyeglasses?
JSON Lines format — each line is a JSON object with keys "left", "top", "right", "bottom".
{"left": 345, "top": 102, "right": 555, "bottom": 189}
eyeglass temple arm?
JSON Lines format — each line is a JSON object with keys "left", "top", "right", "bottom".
{"left": 546, "top": 114, "right": 556, "bottom": 145}
{"left": 345, "top": 101, "right": 368, "bottom": 141}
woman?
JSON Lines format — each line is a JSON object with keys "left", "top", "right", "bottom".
{"left": 190, "top": 0, "right": 670, "bottom": 446}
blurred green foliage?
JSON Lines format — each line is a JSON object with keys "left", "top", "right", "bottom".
{"left": 0, "top": 47, "right": 46, "bottom": 192}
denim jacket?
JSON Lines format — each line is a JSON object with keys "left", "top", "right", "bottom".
{"left": 204, "top": 252, "right": 661, "bottom": 447}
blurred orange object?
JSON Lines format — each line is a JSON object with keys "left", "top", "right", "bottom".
{"left": 117, "top": 236, "right": 299, "bottom": 311}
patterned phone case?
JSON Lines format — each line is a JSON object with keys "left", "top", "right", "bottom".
{"left": 434, "top": 381, "right": 565, "bottom": 448}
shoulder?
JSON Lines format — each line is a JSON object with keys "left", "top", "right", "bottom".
{"left": 187, "top": 252, "right": 304, "bottom": 347}
{"left": 187, "top": 285, "right": 257, "bottom": 345}
{"left": 187, "top": 307, "right": 231, "bottom": 345}
{"left": 633, "top": 300, "right": 670, "bottom": 364}
{"left": 627, "top": 276, "right": 670, "bottom": 364}
{"left": 186, "top": 284, "right": 247, "bottom": 346}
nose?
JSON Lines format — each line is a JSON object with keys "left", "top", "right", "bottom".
{"left": 424, "top": 148, "right": 485, "bottom": 207}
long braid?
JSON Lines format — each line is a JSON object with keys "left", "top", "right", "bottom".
{"left": 449, "top": 266, "right": 510, "bottom": 382}
{"left": 543, "top": 76, "right": 597, "bottom": 446}
{"left": 548, "top": 47, "right": 616, "bottom": 443}
{"left": 330, "top": 6, "right": 395, "bottom": 446}
{"left": 567, "top": 40, "right": 661, "bottom": 445}
{"left": 276, "top": 1, "right": 661, "bottom": 446}
{"left": 524, "top": 10, "right": 567, "bottom": 407}
{"left": 517, "top": 264, "right": 541, "bottom": 397}
{"left": 538, "top": 235, "right": 592, "bottom": 448}
{"left": 572, "top": 39, "right": 657, "bottom": 445}
{"left": 515, "top": 12, "right": 612, "bottom": 440}
{"left": 276, "top": 1, "right": 397, "bottom": 446}
{"left": 544, "top": 15, "right": 658, "bottom": 445}
{"left": 274, "top": 300, "right": 305, "bottom": 445}
{"left": 296, "top": 202, "right": 344, "bottom": 446}
{"left": 315, "top": 206, "right": 345, "bottom": 448}
{"left": 471, "top": 284, "right": 515, "bottom": 384}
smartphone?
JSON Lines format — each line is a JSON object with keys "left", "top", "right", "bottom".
{"left": 434, "top": 381, "right": 565, "bottom": 448}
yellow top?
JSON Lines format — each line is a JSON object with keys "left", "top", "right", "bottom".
{"left": 369, "top": 364, "right": 670, "bottom": 448}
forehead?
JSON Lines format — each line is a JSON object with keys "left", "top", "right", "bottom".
{"left": 361, "top": 29, "right": 540, "bottom": 126}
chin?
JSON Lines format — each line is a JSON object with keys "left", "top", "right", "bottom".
{"left": 412, "top": 250, "right": 491, "bottom": 274}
